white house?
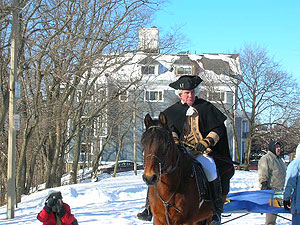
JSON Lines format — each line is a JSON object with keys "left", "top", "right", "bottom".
{"left": 69, "top": 27, "right": 249, "bottom": 167}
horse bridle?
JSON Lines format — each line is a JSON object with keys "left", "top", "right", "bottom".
{"left": 144, "top": 125, "right": 183, "bottom": 225}
{"left": 144, "top": 125, "right": 180, "bottom": 176}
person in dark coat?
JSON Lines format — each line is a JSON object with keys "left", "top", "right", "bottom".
{"left": 37, "top": 191, "right": 78, "bottom": 225}
{"left": 258, "top": 141, "right": 286, "bottom": 225}
{"left": 137, "top": 75, "right": 234, "bottom": 225}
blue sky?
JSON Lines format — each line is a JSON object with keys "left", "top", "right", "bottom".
{"left": 152, "top": 0, "right": 300, "bottom": 84}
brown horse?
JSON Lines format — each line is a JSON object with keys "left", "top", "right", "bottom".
{"left": 142, "top": 112, "right": 213, "bottom": 225}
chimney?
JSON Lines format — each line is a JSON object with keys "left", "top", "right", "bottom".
{"left": 138, "top": 27, "right": 159, "bottom": 53}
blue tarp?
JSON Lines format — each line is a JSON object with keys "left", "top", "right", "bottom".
{"left": 223, "top": 190, "right": 290, "bottom": 214}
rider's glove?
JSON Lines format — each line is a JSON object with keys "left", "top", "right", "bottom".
{"left": 195, "top": 137, "right": 214, "bottom": 152}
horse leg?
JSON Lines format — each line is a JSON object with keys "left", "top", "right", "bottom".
{"left": 199, "top": 195, "right": 227, "bottom": 225}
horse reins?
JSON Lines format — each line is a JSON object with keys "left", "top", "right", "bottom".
{"left": 154, "top": 168, "right": 183, "bottom": 225}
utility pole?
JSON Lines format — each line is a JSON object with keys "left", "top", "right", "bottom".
{"left": 7, "top": 0, "right": 19, "bottom": 219}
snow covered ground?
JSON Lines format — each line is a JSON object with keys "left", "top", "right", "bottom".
{"left": 0, "top": 170, "right": 292, "bottom": 224}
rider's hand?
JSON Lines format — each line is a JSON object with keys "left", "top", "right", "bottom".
{"left": 196, "top": 137, "right": 214, "bottom": 152}
{"left": 283, "top": 199, "right": 291, "bottom": 211}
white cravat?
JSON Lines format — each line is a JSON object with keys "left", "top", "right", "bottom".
{"left": 186, "top": 106, "right": 196, "bottom": 116}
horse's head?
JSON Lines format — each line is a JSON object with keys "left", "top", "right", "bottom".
{"left": 142, "top": 112, "right": 178, "bottom": 186}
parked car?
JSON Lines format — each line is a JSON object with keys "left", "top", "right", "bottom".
{"left": 248, "top": 160, "right": 258, "bottom": 170}
{"left": 99, "top": 160, "right": 144, "bottom": 174}
{"left": 235, "top": 160, "right": 258, "bottom": 170}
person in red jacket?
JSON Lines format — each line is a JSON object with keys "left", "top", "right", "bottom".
{"left": 37, "top": 191, "right": 78, "bottom": 225}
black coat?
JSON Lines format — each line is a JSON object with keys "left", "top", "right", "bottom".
{"left": 163, "top": 97, "right": 234, "bottom": 194}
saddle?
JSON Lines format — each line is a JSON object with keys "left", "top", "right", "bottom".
{"left": 191, "top": 158, "right": 210, "bottom": 203}
{"left": 181, "top": 146, "right": 210, "bottom": 203}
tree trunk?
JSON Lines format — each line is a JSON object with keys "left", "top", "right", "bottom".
{"left": 231, "top": 121, "right": 240, "bottom": 162}
{"left": 112, "top": 121, "right": 132, "bottom": 177}
{"left": 71, "top": 124, "right": 82, "bottom": 184}
{"left": 16, "top": 121, "right": 34, "bottom": 202}
{"left": 45, "top": 127, "right": 61, "bottom": 188}
{"left": 91, "top": 129, "right": 113, "bottom": 180}
{"left": 0, "top": 89, "right": 9, "bottom": 130}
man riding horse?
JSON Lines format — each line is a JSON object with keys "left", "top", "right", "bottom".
{"left": 138, "top": 75, "right": 234, "bottom": 225}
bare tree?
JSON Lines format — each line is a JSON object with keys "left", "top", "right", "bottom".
{"left": 1, "top": 0, "right": 168, "bottom": 196}
{"left": 236, "top": 44, "right": 299, "bottom": 166}
{"left": 1, "top": 0, "right": 185, "bottom": 201}
{"left": 201, "top": 44, "right": 300, "bottom": 168}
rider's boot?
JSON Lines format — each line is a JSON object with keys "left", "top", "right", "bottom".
{"left": 137, "top": 189, "right": 152, "bottom": 221}
{"left": 209, "top": 177, "right": 223, "bottom": 225}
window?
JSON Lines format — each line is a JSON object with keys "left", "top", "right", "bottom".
{"left": 81, "top": 143, "right": 89, "bottom": 153}
{"left": 76, "top": 89, "right": 93, "bottom": 102}
{"left": 119, "top": 91, "right": 128, "bottom": 102}
{"left": 208, "top": 91, "right": 224, "bottom": 102}
{"left": 79, "top": 143, "right": 90, "bottom": 163}
{"left": 241, "top": 120, "right": 249, "bottom": 138}
{"left": 76, "top": 90, "right": 82, "bottom": 102}
{"left": 94, "top": 87, "right": 106, "bottom": 103}
{"left": 242, "top": 120, "right": 248, "bottom": 133}
{"left": 145, "top": 90, "right": 163, "bottom": 102}
{"left": 176, "top": 67, "right": 192, "bottom": 75}
{"left": 200, "top": 89, "right": 208, "bottom": 100}
{"left": 86, "top": 90, "right": 93, "bottom": 102}
{"left": 141, "top": 66, "right": 155, "bottom": 74}
{"left": 220, "top": 92, "right": 225, "bottom": 101}
{"left": 226, "top": 91, "right": 234, "bottom": 105}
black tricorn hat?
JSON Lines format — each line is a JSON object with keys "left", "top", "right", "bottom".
{"left": 169, "top": 75, "right": 203, "bottom": 90}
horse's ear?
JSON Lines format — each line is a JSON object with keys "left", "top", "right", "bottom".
{"left": 144, "top": 113, "right": 154, "bottom": 129}
{"left": 159, "top": 112, "right": 168, "bottom": 126}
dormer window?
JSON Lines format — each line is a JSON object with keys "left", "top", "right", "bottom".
{"left": 175, "top": 66, "right": 192, "bottom": 75}
{"left": 138, "top": 56, "right": 159, "bottom": 75}
{"left": 141, "top": 65, "right": 155, "bottom": 74}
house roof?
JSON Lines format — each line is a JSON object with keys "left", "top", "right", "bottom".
{"left": 173, "top": 55, "right": 194, "bottom": 65}
{"left": 138, "top": 55, "right": 160, "bottom": 65}
{"left": 198, "top": 56, "right": 234, "bottom": 75}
